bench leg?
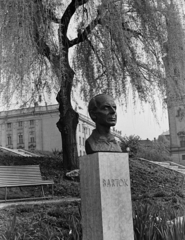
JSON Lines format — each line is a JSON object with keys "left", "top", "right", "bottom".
{"left": 41, "top": 186, "right": 45, "bottom": 197}
{"left": 52, "top": 184, "right": 54, "bottom": 198}
{"left": 5, "top": 187, "right": 7, "bottom": 201}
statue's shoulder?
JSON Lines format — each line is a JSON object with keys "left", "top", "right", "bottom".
{"left": 86, "top": 130, "right": 99, "bottom": 142}
{"left": 85, "top": 130, "right": 100, "bottom": 154}
{"left": 85, "top": 131, "right": 98, "bottom": 148}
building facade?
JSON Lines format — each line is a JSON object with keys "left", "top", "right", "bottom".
{"left": 167, "top": 97, "right": 185, "bottom": 164}
{"left": 164, "top": 0, "right": 185, "bottom": 165}
{"left": 0, "top": 104, "right": 122, "bottom": 156}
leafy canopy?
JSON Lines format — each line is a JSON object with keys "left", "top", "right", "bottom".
{"left": 0, "top": 0, "right": 182, "bottom": 108}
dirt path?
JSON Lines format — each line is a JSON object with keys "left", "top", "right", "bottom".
{"left": 0, "top": 197, "right": 80, "bottom": 209}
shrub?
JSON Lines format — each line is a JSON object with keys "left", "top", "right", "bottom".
{"left": 120, "top": 135, "right": 141, "bottom": 157}
{"left": 121, "top": 134, "right": 172, "bottom": 162}
{"left": 0, "top": 203, "right": 82, "bottom": 240}
{"left": 136, "top": 142, "right": 173, "bottom": 162}
{"left": 133, "top": 204, "right": 185, "bottom": 240}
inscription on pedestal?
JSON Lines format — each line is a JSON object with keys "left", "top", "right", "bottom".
{"left": 102, "top": 178, "right": 128, "bottom": 187}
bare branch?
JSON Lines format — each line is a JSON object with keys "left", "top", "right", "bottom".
{"left": 60, "top": 0, "right": 89, "bottom": 47}
{"left": 69, "top": 16, "right": 101, "bottom": 47}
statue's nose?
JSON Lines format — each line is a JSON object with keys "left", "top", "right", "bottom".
{"left": 110, "top": 107, "right": 116, "bottom": 114}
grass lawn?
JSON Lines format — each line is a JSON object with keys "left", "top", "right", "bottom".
{"left": 0, "top": 155, "right": 185, "bottom": 239}
{"left": 0, "top": 201, "right": 81, "bottom": 239}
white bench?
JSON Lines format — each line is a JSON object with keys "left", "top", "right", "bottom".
{"left": 0, "top": 165, "right": 54, "bottom": 201}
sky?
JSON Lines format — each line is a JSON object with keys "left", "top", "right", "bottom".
{"left": 115, "top": 102, "right": 169, "bottom": 140}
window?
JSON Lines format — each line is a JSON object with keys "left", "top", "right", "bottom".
{"left": 80, "top": 150, "right": 82, "bottom": 156}
{"left": 18, "top": 134, "right": 23, "bottom": 144}
{"left": 30, "top": 131, "right": 34, "bottom": 136}
{"left": 79, "top": 124, "right": 81, "bottom": 132}
{"left": 79, "top": 136, "right": 81, "bottom": 145}
{"left": 18, "top": 121, "right": 23, "bottom": 127}
{"left": 83, "top": 137, "right": 85, "bottom": 146}
{"left": 7, "top": 135, "right": 12, "bottom": 145}
{"left": 30, "top": 137, "right": 35, "bottom": 143}
{"left": 182, "top": 155, "right": 185, "bottom": 160}
{"left": 30, "top": 120, "right": 34, "bottom": 126}
{"left": 180, "top": 136, "right": 185, "bottom": 147}
{"left": 7, "top": 123, "right": 11, "bottom": 129}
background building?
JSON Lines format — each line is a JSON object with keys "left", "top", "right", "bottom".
{"left": 0, "top": 104, "right": 122, "bottom": 156}
{"left": 167, "top": 97, "right": 185, "bottom": 164}
{"left": 138, "top": 138, "right": 154, "bottom": 148}
{"left": 160, "top": 130, "right": 170, "bottom": 142}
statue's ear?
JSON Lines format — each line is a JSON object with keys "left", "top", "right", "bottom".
{"left": 89, "top": 111, "right": 96, "bottom": 121}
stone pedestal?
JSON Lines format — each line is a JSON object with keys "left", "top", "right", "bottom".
{"left": 80, "top": 152, "right": 134, "bottom": 240}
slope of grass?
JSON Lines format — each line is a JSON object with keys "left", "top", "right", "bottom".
{"left": 0, "top": 155, "right": 185, "bottom": 239}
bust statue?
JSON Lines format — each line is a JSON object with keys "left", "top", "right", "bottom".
{"left": 85, "top": 94, "right": 122, "bottom": 154}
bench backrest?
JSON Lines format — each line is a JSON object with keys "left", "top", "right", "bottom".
{"left": 0, "top": 165, "right": 42, "bottom": 184}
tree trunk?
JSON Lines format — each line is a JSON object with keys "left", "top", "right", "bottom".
{"left": 53, "top": 52, "right": 79, "bottom": 171}
{"left": 56, "top": 96, "right": 79, "bottom": 171}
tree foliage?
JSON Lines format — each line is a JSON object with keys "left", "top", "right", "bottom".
{"left": 120, "top": 135, "right": 141, "bottom": 157}
{"left": 136, "top": 140, "right": 172, "bottom": 162}
{"left": 74, "top": 0, "right": 168, "bottom": 105}
{"left": 0, "top": 0, "right": 183, "bottom": 107}
{"left": 0, "top": 0, "right": 59, "bottom": 107}
{"left": 0, "top": 0, "right": 183, "bottom": 169}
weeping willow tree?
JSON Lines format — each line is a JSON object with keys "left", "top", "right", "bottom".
{"left": 0, "top": 0, "right": 183, "bottom": 170}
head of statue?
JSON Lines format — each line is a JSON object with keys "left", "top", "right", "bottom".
{"left": 88, "top": 94, "right": 117, "bottom": 127}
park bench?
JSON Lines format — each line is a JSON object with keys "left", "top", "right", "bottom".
{"left": 0, "top": 165, "right": 54, "bottom": 201}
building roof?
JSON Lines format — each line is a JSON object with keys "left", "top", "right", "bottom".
{"left": 138, "top": 139, "right": 153, "bottom": 147}
{"left": 161, "top": 130, "right": 170, "bottom": 136}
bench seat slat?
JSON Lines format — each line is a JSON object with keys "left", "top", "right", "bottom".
{"left": 0, "top": 180, "right": 53, "bottom": 183}
{"left": 0, "top": 175, "right": 42, "bottom": 178}
{"left": 0, "top": 181, "right": 54, "bottom": 188}
{"left": 0, "top": 173, "right": 41, "bottom": 175}
{"left": 0, "top": 170, "right": 41, "bottom": 173}
{"left": 0, "top": 165, "right": 40, "bottom": 169}
{"left": 0, "top": 170, "right": 40, "bottom": 172}
{"left": 0, "top": 172, "right": 41, "bottom": 175}
{"left": 0, "top": 168, "right": 40, "bottom": 170}
{"left": 0, "top": 166, "right": 40, "bottom": 170}
{"left": 0, "top": 175, "right": 41, "bottom": 178}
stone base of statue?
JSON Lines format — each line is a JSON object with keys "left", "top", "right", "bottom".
{"left": 80, "top": 152, "right": 134, "bottom": 240}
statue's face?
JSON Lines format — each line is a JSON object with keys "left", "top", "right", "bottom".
{"left": 94, "top": 95, "right": 117, "bottom": 127}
